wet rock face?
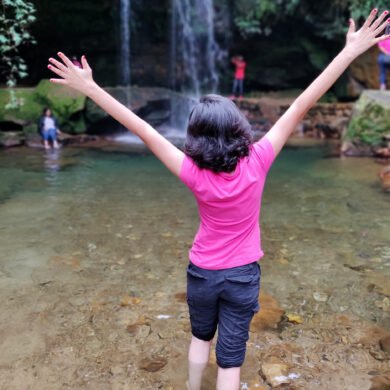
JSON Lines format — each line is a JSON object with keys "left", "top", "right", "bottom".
{"left": 236, "top": 98, "right": 353, "bottom": 141}
{"left": 348, "top": 49, "right": 382, "bottom": 96}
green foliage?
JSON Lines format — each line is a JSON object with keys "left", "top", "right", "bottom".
{"left": 349, "top": 0, "right": 388, "bottom": 21}
{"left": 0, "top": 0, "right": 36, "bottom": 108}
{"left": 233, "top": 0, "right": 389, "bottom": 39}
{"left": 347, "top": 102, "right": 390, "bottom": 146}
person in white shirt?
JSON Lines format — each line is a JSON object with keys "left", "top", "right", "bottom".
{"left": 38, "top": 107, "right": 60, "bottom": 150}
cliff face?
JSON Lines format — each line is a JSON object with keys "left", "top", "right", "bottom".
{"left": 17, "top": 0, "right": 170, "bottom": 88}
{"left": 8, "top": 1, "right": 388, "bottom": 95}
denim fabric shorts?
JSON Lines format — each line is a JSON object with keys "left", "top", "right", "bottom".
{"left": 42, "top": 128, "right": 57, "bottom": 142}
{"left": 186, "top": 261, "right": 261, "bottom": 368}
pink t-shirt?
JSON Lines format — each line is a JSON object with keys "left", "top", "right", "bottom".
{"left": 179, "top": 136, "right": 275, "bottom": 270}
{"left": 378, "top": 38, "right": 390, "bottom": 53}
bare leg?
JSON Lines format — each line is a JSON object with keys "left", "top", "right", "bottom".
{"left": 44, "top": 140, "right": 50, "bottom": 150}
{"left": 187, "top": 336, "right": 211, "bottom": 390}
{"left": 53, "top": 140, "right": 60, "bottom": 149}
{"left": 216, "top": 366, "right": 240, "bottom": 390}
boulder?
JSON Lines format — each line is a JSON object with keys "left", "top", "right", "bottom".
{"left": 34, "top": 80, "right": 86, "bottom": 133}
{"left": 0, "top": 131, "right": 25, "bottom": 148}
{"left": 86, "top": 86, "right": 194, "bottom": 134}
{"left": 0, "top": 88, "right": 42, "bottom": 134}
{"left": 0, "top": 80, "right": 86, "bottom": 135}
{"left": 342, "top": 90, "right": 390, "bottom": 156}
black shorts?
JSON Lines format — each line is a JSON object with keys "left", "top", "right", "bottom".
{"left": 186, "top": 261, "right": 261, "bottom": 368}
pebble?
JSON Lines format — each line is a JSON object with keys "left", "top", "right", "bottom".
{"left": 313, "top": 291, "right": 329, "bottom": 302}
{"left": 87, "top": 243, "right": 97, "bottom": 252}
{"left": 139, "top": 357, "right": 167, "bottom": 372}
{"left": 375, "top": 297, "right": 390, "bottom": 311}
{"left": 261, "top": 362, "right": 290, "bottom": 387}
{"left": 285, "top": 313, "right": 304, "bottom": 324}
{"left": 110, "top": 365, "right": 124, "bottom": 376}
{"left": 120, "top": 296, "right": 141, "bottom": 306}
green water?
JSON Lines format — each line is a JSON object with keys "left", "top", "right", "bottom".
{"left": 0, "top": 144, "right": 388, "bottom": 389}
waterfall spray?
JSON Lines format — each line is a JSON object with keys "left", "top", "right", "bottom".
{"left": 170, "top": 0, "right": 221, "bottom": 97}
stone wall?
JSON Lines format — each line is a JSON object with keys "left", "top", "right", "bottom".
{"left": 236, "top": 98, "right": 353, "bottom": 141}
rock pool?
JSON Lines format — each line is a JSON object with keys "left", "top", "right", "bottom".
{"left": 0, "top": 143, "right": 389, "bottom": 389}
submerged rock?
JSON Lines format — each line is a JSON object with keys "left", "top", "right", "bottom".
{"left": 261, "top": 359, "right": 294, "bottom": 387}
{"left": 313, "top": 291, "right": 329, "bottom": 302}
{"left": 370, "top": 374, "right": 390, "bottom": 390}
{"left": 250, "top": 292, "right": 285, "bottom": 332}
{"left": 139, "top": 357, "right": 167, "bottom": 372}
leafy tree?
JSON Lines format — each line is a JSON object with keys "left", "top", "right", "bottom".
{"left": 0, "top": 0, "right": 36, "bottom": 108}
{"left": 234, "top": 0, "right": 388, "bottom": 39}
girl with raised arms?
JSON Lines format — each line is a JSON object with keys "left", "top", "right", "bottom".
{"left": 48, "top": 10, "right": 390, "bottom": 390}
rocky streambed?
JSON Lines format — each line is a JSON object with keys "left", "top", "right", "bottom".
{"left": 0, "top": 146, "right": 389, "bottom": 389}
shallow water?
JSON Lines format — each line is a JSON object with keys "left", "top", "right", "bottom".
{"left": 0, "top": 143, "right": 389, "bottom": 389}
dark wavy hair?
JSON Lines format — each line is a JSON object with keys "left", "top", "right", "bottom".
{"left": 184, "top": 94, "right": 253, "bottom": 173}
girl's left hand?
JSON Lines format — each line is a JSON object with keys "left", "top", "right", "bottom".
{"left": 346, "top": 9, "right": 390, "bottom": 58}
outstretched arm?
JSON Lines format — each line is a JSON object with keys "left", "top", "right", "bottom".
{"left": 48, "top": 53, "right": 184, "bottom": 176}
{"left": 265, "top": 9, "right": 390, "bottom": 156}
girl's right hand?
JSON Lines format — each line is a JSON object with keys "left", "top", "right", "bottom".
{"left": 48, "top": 53, "right": 96, "bottom": 96}
{"left": 345, "top": 9, "right": 390, "bottom": 59}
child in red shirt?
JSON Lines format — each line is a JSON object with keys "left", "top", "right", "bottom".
{"left": 230, "top": 56, "right": 246, "bottom": 99}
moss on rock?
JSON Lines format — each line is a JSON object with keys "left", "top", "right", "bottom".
{"left": 0, "top": 88, "right": 41, "bottom": 130}
{"left": 0, "top": 80, "right": 86, "bottom": 135}
{"left": 34, "top": 80, "right": 86, "bottom": 133}
{"left": 344, "top": 90, "right": 390, "bottom": 148}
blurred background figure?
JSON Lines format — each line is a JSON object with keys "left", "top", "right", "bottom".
{"left": 38, "top": 107, "right": 61, "bottom": 150}
{"left": 377, "top": 25, "right": 390, "bottom": 90}
{"left": 71, "top": 56, "right": 83, "bottom": 69}
{"left": 230, "top": 55, "right": 247, "bottom": 99}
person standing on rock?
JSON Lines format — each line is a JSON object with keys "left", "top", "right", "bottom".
{"left": 378, "top": 23, "right": 390, "bottom": 89}
{"left": 38, "top": 107, "right": 60, "bottom": 150}
{"left": 230, "top": 55, "right": 247, "bottom": 100}
{"left": 47, "top": 10, "right": 390, "bottom": 390}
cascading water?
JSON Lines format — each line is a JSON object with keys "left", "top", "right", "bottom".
{"left": 169, "top": 0, "right": 222, "bottom": 134}
{"left": 170, "top": 0, "right": 221, "bottom": 96}
{"left": 119, "top": 0, "right": 131, "bottom": 86}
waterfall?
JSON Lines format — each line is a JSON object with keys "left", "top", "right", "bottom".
{"left": 119, "top": 0, "right": 131, "bottom": 86}
{"left": 170, "top": 0, "right": 221, "bottom": 97}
